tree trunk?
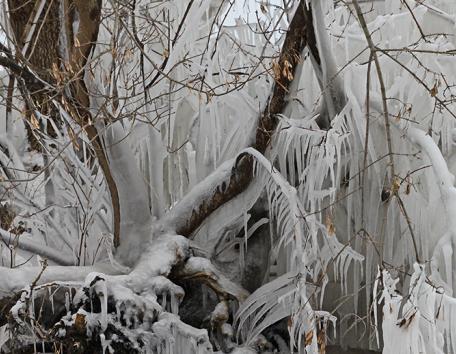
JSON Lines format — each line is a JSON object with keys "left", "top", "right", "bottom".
{"left": 6, "top": 0, "right": 121, "bottom": 247}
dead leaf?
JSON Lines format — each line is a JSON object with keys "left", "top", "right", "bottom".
{"left": 430, "top": 83, "right": 438, "bottom": 97}
{"left": 30, "top": 114, "right": 39, "bottom": 130}
{"left": 74, "top": 313, "right": 86, "bottom": 333}
{"left": 318, "top": 328, "right": 327, "bottom": 354}
{"left": 406, "top": 104, "right": 412, "bottom": 116}
{"left": 287, "top": 316, "right": 293, "bottom": 330}
{"left": 305, "top": 330, "right": 313, "bottom": 346}
{"left": 51, "top": 63, "right": 62, "bottom": 83}
{"left": 405, "top": 177, "right": 412, "bottom": 195}
{"left": 391, "top": 177, "right": 400, "bottom": 195}
{"left": 68, "top": 127, "right": 80, "bottom": 151}
{"left": 282, "top": 60, "right": 293, "bottom": 81}
{"left": 325, "top": 214, "right": 335, "bottom": 236}
{"left": 124, "top": 48, "right": 133, "bottom": 61}
{"left": 272, "top": 60, "right": 281, "bottom": 81}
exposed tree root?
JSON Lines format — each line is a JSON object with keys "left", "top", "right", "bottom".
{"left": 0, "top": 234, "right": 249, "bottom": 352}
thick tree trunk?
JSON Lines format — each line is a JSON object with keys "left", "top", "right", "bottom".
{"left": 6, "top": 0, "right": 121, "bottom": 247}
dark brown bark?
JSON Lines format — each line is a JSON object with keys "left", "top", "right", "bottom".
{"left": 5, "top": 0, "right": 121, "bottom": 247}
{"left": 176, "top": 2, "right": 313, "bottom": 237}
{"left": 63, "top": 0, "right": 121, "bottom": 248}
{"left": 8, "top": 0, "right": 61, "bottom": 81}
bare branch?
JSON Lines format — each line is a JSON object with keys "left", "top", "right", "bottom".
{"left": 171, "top": 1, "right": 313, "bottom": 237}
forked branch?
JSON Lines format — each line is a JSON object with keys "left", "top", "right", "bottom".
{"left": 172, "top": 1, "right": 314, "bottom": 237}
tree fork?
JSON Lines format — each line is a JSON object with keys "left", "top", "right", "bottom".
{"left": 176, "top": 1, "right": 313, "bottom": 237}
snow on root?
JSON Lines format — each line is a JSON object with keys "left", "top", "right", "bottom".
{"left": 3, "top": 234, "right": 213, "bottom": 353}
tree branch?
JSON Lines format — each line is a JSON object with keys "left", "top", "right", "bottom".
{"left": 172, "top": 257, "right": 249, "bottom": 302}
{"left": 170, "top": 1, "right": 312, "bottom": 237}
{"left": 0, "top": 229, "right": 74, "bottom": 266}
{"left": 2, "top": 1, "right": 121, "bottom": 248}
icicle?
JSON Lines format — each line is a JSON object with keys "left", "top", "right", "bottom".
{"left": 161, "top": 294, "right": 167, "bottom": 311}
{"left": 443, "top": 244, "right": 453, "bottom": 292}
{"left": 170, "top": 292, "right": 179, "bottom": 315}
{"left": 373, "top": 267, "right": 381, "bottom": 348}
{"left": 243, "top": 210, "right": 249, "bottom": 252}
{"left": 186, "top": 142, "right": 197, "bottom": 190}
{"left": 100, "top": 333, "right": 113, "bottom": 354}
{"left": 0, "top": 324, "right": 8, "bottom": 351}
{"left": 239, "top": 239, "right": 245, "bottom": 279}
{"left": 48, "top": 287, "right": 55, "bottom": 314}
{"left": 10, "top": 291, "right": 27, "bottom": 325}
{"left": 86, "top": 274, "right": 108, "bottom": 332}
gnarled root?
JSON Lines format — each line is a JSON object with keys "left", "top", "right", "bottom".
{"left": 1, "top": 234, "right": 249, "bottom": 353}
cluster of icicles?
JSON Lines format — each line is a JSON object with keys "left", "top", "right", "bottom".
{"left": 2, "top": 0, "right": 456, "bottom": 353}
{"left": 2, "top": 262, "right": 213, "bottom": 354}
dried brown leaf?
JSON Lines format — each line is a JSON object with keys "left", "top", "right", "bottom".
{"left": 30, "top": 114, "right": 39, "bottom": 130}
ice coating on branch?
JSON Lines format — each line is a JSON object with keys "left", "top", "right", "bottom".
{"left": 104, "top": 122, "right": 153, "bottom": 266}
{"left": 2, "top": 0, "right": 456, "bottom": 352}
{"left": 160, "top": 159, "right": 235, "bottom": 233}
{"left": 128, "top": 234, "right": 190, "bottom": 286}
{"left": 376, "top": 264, "right": 456, "bottom": 354}
{"left": 86, "top": 274, "right": 108, "bottom": 332}
{"left": 152, "top": 313, "right": 213, "bottom": 354}
{"left": 0, "top": 263, "right": 122, "bottom": 293}
{"left": 181, "top": 257, "right": 249, "bottom": 301}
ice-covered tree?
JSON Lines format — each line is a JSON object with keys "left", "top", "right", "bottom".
{"left": 0, "top": 0, "right": 455, "bottom": 353}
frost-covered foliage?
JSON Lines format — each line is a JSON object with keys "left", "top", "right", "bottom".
{"left": 1, "top": 0, "right": 456, "bottom": 353}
